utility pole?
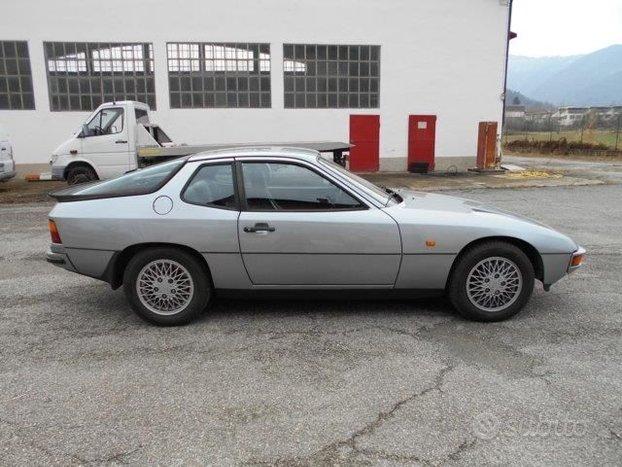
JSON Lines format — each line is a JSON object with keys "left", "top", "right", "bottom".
{"left": 616, "top": 114, "right": 621, "bottom": 151}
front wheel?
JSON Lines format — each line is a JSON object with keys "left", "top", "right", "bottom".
{"left": 66, "top": 165, "right": 97, "bottom": 185}
{"left": 448, "top": 242, "right": 535, "bottom": 322}
{"left": 123, "top": 248, "right": 212, "bottom": 325}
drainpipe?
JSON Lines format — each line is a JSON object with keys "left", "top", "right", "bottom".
{"left": 501, "top": 0, "right": 515, "bottom": 132}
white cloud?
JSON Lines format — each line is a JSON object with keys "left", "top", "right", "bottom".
{"left": 510, "top": 0, "right": 622, "bottom": 57}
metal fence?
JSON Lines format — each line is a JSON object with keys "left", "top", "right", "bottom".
{"left": 503, "top": 112, "right": 622, "bottom": 151}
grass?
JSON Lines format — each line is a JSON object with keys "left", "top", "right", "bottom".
{"left": 504, "top": 129, "right": 620, "bottom": 150}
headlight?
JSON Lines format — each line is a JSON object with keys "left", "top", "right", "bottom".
{"left": 0, "top": 143, "right": 11, "bottom": 161}
{"left": 50, "top": 154, "right": 58, "bottom": 163}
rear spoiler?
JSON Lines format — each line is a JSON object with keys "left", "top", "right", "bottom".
{"left": 48, "top": 181, "right": 102, "bottom": 202}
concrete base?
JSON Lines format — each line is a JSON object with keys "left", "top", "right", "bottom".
{"left": 377, "top": 156, "right": 475, "bottom": 173}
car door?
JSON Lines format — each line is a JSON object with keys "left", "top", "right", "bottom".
{"left": 237, "top": 158, "right": 401, "bottom": 286}
{"left": 80, "top": 107, "right": 131, "bottom": 178}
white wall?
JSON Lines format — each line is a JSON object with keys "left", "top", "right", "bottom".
{"left": 1, "top": 0, "right": 510, "bottom": 166}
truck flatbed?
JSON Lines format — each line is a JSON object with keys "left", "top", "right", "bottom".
{"left": 137, "top": 141, "right": 351, "bottom": 158}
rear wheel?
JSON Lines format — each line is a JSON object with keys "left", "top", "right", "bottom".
{"left": 66, "top": 165, "right": 97, "bottom": 185}
{"left": 448, "top": 242, "right": 534, "bottom": 322}
{"left": 123, "top": 248, "right": 211, "bottom": 325}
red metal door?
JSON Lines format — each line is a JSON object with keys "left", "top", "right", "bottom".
{"left": 349, "top": 115, "right": 380, "bottom": 172}
{"left": 408, "top": 115, "right": 437, "bottom": 172}
{"left": 477, "top": 121, "right": 498, "bottom": 169}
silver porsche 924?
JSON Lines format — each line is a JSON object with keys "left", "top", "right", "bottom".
{"left": 46, "top": 147, "right": 585, "bottom": 325}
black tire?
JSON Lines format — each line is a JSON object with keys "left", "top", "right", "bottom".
{"left": 123, "top": 247, "right": 212, "bottom": 325}
{"left": 447, "top": 241, "right": 535, "bottom": 322}
{"left": 66, "top": 165, "right": 97, "bottom": 185}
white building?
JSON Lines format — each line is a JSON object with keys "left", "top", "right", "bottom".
{"left": 1, "top": 0, "right": 512, "bottom": 172}
{"left": 551, "top": 107, "right": 589, "bottom": 127}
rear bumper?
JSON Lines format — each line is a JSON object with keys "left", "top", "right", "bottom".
{"left": 46, "top": 243, "right": 115, "bottom": 281}
{"left": 46, "top": 243, "right": 76, "bottom": 272}
{"left": 0, "top": 169, "right": 16, "bottom": 182}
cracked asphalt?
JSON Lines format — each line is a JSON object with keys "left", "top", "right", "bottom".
{"left": 1, "top": 183, "right": 621, "bottom": 465}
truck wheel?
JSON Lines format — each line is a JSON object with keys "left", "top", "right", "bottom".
{"left": 66, "top": 165, "right": 97, "bottom": 185}
{"left": 123, "top": 247, "right": 212, "bottom": 325}
{"left": 447, "top": 241, "right": 534, "bottom": 322}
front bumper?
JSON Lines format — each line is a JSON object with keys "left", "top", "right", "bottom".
{"left": 46, "top": 243, "right": 76, "bottom": 272}
{"left": 51, "top": 165, "right": 65, "bottom": 181}
{"left": 0, "top": 169, "right": 16, "bottom": 182}
{"left": 567, "top": 246, "right": 586, "bottom": 273}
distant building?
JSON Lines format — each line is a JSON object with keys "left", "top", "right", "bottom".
{"left": 505, "top": 105, "right": 525, "bottom": 119}
{"left": 552, "top": 107, "right": 588, "bottom": 127}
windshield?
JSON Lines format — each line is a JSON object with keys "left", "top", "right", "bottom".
{"left": 63, "top": 158, "right": 186, "bottom": 199}
{"left": 317, "top": 156, "right": 396, "bottom": 206}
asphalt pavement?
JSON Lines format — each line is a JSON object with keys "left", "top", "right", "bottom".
{"left": 0, "top": 183, "right": 620, "bottom": 465}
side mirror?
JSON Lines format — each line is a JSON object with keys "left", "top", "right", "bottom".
{"left": 79, "top": 124, "right": 89, "bottom": 138}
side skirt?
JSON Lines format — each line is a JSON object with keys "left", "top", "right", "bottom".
{"left": 215, "top": 288, "right": 445, "bottom": 301}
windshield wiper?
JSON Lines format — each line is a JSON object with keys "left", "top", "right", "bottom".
{"left": 379, "top": 185, "right": 402, "bottom": 204}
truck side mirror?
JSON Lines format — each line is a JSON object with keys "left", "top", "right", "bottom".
{"left": 79, "top": 124, "right": 90, "bottom": 138}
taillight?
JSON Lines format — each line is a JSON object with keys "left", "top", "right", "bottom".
{"left": 49, "top": 219, "right": 62, "bottom": 244}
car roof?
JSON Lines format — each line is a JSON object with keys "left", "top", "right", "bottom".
{"left": 189, "top": 146, "right": 321, "bottom": 162}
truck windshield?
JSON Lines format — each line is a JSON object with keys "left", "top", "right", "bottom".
{"left": 59, "top": 158, "right": 187, "bottom": 200}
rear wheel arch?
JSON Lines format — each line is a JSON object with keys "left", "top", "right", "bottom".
{"left": 106, "top": 243, "right": 213, "bottom": 290}
{"left": 446, "top": 236, "right": 544, "bottom": 289}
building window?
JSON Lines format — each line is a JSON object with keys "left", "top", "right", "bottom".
{"left": 167, "top": 42, "right": 271, "bottom": 108}
{"left": 283, "top": 44, "right": 380, "bottom": 109}
{"left": 44, "top": 42, "right": 155, "bottom": 111}
{"left": 0, "top": 41, "right": 35, "bottom": 110}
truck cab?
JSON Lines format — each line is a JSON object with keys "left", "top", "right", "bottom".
{"left": 50, "top": 101, "right": 170, "bottom": 184}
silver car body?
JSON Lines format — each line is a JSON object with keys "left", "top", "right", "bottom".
{"left": 0, "top": 126, "right": 16, "bottom": 182}
{"left": 47, "top": 147, "right": 581, "bottom": 292}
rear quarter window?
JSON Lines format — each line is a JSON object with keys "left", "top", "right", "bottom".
{"left": 52, "top": 158, "right": 186, "bottom": 201}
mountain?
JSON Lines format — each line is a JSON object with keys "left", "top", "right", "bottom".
{"left": 507, "top": 45, "right": 622, "bottom": 106}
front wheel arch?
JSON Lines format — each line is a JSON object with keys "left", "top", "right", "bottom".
{"left": 64, "top": 161, "right": 99, "bottom": 183}
{"left": 105, "top": 243, "right": 213, "bottom": 291}
{"left": 445, "top": 236, "right": 544, "bottom": 290}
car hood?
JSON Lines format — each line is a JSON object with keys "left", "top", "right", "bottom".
{"left": 387, "top": 190, "right": 577, "bottom": 254}
{"left": 397, "top": 191, "right": 553, "bottom": 228}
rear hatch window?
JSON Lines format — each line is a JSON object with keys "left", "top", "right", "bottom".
{"left": 50, "top": 158, "right": 187, "bottom": 202}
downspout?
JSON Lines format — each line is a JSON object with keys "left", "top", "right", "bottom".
{"left": 501, "top": 0, "right": 515, "bottom": 133}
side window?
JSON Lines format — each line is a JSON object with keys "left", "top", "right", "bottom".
{"left": 135, "top": 108, "right": 149, "bottom": 124}
{"left": 183, "top": 163, "right": 236, "bottom": 209}
{"left": 85, "top": 107, "right": 123, "bottom": 136}
{"left": 242, "top": 162, "right": 364, "bottom": 211}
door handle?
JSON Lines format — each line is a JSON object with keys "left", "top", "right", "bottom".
{"left": 243, "top": 222, "right": 276, "bottom": 233}
{"left": 115, "top": 140, "right": 127, "bottom": 144}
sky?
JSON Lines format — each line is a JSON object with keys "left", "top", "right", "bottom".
{"left": 509, "top": 0, "right": 622, "bottom": 57}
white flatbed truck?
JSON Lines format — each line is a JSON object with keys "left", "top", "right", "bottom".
{"left": 48, "top": 101, "right": 350, "bottom": 185}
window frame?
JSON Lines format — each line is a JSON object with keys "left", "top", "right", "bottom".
{"left": 180, "top": 160, "right": 240, "bottom": 211}
{"left": 283, "top": 43, "right": 380, "bottom": 109}
{"left": 236, "top": 158, "right": 369, "bottom": 213}
{"left": 43, "top": 41, "right": 156, "bottom": 112}
{"left": 166, "top": 42, "right": 271, "bottom": 109}
{"left": 0, "top": 40, "right": 35, "bottom": 110}
{"left": 84, "top": 106, "right": 124, "bottom": 137}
